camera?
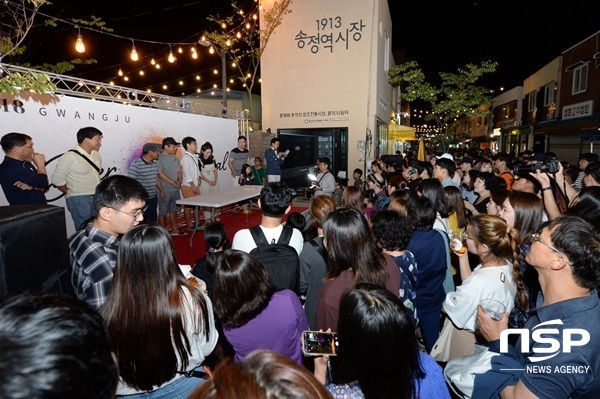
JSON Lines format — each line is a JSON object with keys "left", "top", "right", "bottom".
{"left": 513, "top": 157, "right": 560, "bottom": 175}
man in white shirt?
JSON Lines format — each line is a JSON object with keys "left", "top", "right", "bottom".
{"left": 232, "top": 182, "right": 304, "bottom": 255}
{"left": 180, "top": 136, "right": 200, "bottom": 230}
{"left": 51, "top": 127, "right": 103, "bottom": 230}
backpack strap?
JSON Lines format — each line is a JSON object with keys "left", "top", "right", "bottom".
{"left": 309, "top": 238, "right": 327, "bottom": 260}
{"left": 249, "top": 225, "right": 270, "bottom": 246}
{"left": 69, "top": 149, "right": 101, "bottom": 174}
{"left": 277, "top": 225, "right": 293, "bottom": 245}
{"left": 396, "top": 255, "right": 416, "bottom": 291}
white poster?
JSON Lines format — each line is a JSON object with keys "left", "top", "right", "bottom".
{"left": 0, "top": 93, "right": 241, "bottom": 235}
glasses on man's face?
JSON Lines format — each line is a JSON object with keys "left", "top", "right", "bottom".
{"left": 530, "top": 232, "right": 571, "bottom": 265}
{"left": 110, "top": 206, "right": 147, "bottom": 220}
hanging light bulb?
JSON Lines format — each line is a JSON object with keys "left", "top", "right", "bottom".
{"left": 236, "top": 32, "right": 242, "bottom": 39}
{"left": 226, "top": 39, "right": 231, "bottom": 46}
{"left": 130, "top": 40, "right": 139, "bottom": 61}
{"left": 221, "top": 22, "right": 227, "bottom": 29}
{"left": 118, "top": 68, "right": 123, "bottom": 76}
{"left": 209, "top": 46, "right": 215, "bottom": 54}
{"left": 232, "top": 62, "right": 236, "bottom": 67}
{"left": 168, "top": 46, "right": 176, "bottom": 63}
{"left": 178, "top": 46, "right": 183, "bottom": 53}
{"left": 151, "top": 58, "right": 156, "bottom": 65}
{"left": 75, "top": 25, "right": 85, "bottom": 53}
{"left": 191, "top": 46, "right": 198, "bottom": 59}
{"left": 246, "top": 22, "right": 251, "bottom": 29}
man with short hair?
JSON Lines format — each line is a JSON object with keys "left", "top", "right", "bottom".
{"left": 51, "top": 126, "right": 103, "bottom": 230}
{"left": 228, "top": 136, "right": 252, "bottom": 214}
{"left": 128, "top": 142, "right": 162, "bottom": 223}
{"left": 0, "top": 132, "right": 48, "bottom": 205}
{"left": 583, "top": 161, "right": 600, "bottom": 187}
{"left": 69, "top": 174, "right": 147, "bottom": 308}
{"left": 433, "top": 157, "right": 459, "bottom": 188}
{"left": 265, "top": 137, "right": 287, "bottom": 183}
{"left": 474, "top": 215, "right": 600, "bottom": 398}
{"left": 575, "top": 153, "right": 599, "bottom": 190}
{"left": 493, "top": 152, "right": 514, "bottom": 190}
{"left": 232, "top": 182, "right": 304, "bottom": 255}
{"left": 0, "top": 293, "right": 118, "bottom": 399}
{"left": 157, "top": 137, "right": 184, "bottom": 234}
{"left": 180, "top": 136, "right": 201, "bottom": 229}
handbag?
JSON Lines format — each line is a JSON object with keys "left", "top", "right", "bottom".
{"left": 429, "top": 317, "right": 476, "bottom": 362}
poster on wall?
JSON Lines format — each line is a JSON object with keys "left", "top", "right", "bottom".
{"left": 0, "top": 93, "right": 240, "bottom": 235}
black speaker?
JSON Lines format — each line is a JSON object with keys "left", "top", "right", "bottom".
{"left": 0, "top": 205, "right": 74, "bottom": 296}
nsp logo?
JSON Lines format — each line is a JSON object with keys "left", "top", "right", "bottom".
{"left": 500, "top": 319, "right": 589, "bottom": 363}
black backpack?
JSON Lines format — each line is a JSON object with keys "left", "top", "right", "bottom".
{"left": 249, "top": 225, "right": 300, "bottom": 293}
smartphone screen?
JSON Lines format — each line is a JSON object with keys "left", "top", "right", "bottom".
{"left": 302, "top": 331, "right": 339, "bottom": 356}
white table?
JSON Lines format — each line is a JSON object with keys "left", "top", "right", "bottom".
{"left": 176, "top": 185, "right": 262, "bottom": 246}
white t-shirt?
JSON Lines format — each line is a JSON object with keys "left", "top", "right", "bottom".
{"left": 232, "top": 224, "right": 304, "bottom": 255}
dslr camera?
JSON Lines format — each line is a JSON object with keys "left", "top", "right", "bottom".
{"left": 513, "top": 157, "right": 560, "bottom": 174}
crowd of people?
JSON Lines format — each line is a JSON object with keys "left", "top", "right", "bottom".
{"left": 2, "top": 130, "right": 600, "bottom": 398}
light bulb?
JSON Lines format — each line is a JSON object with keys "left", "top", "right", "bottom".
{"left": 230, "top": 78, "right": 234, "bottom": 83}
{"left": 168, "top": 50, "right": 175, "bottom": 63}
{"left": 118, "top": 68, "right": 123, "bottom": 76}
{"left": 178, "top": 46, "right": 183, "bottom": 53}
{"left": 209, "top": 46, "right": 215, "bottom": 54}
{"left": 213, "top": 69, "right": 218, "bottom": 74}
{"left": 75, "top": 33, "right": 85, "bottom": 53}
{"left": 192, "top": 51, "right": 198, "bottom": 59}
{"left": 226, "top": 39, "right": 231, "bottom": 46}
{"left": 236, "top": 32, "right": 241, "bottom": 39}
{"left": 139, "top": 70, "right": 144, "bottom": 76}
{"left": 130, "top": 43, "right": 139, "bottom": 61}
{"left": 179, "top": 80, "right": 184, "bottom": 86}
{"left": 151, "top": 58, "right": 156, "bottom": 65}
{"left": 246, "top": 23, "right": 251, "bottom": 29}
{"left": 195, "top": 75, "right": 201, "bottom": 80}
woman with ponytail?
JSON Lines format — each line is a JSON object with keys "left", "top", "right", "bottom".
{"left": 192, "top": 222, "right": 231, "bottom": 298}
{"left": 433, "top": 214, "right": 523, "bottom": 361}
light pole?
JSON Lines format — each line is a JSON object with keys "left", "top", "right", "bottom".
{"left": 199, "top": 36, "right": 227, "bottom": 108}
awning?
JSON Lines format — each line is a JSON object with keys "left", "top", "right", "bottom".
{"left": 534, "top": 114, "right": 600, "bottom": 135}
{"left": 388, "top": 124, "right": 415, "bottom": 140}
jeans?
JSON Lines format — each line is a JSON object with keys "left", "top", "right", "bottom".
{"left": 116, "top": 368, "right": 207, "bottom": 399}
{"left": 144, "top": 196, "right": 158, "bottom": 223}
{"left": 66, "top": 195, "right": 95, "bottom": 231}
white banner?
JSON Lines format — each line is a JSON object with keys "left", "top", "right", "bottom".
{"left": 1, "top": 93, "right": 240, "bottom": 235}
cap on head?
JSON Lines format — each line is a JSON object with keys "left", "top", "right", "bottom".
{"left": 142, "top": 142, "right": 163, "bottom": 153}
{"left": 162, "top": 137, "right": 181, "bottom": 147}
{"left": 436, "top": 153, "right": 454, "bottom": 161}
{"left": 529, "top": 153, "right": 546, "bottom": 162}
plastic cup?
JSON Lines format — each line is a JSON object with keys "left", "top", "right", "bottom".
{"left": 480, "top": 299, "right": 506, "bottom": 321}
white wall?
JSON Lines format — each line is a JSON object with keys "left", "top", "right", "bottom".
{"left": 260, "top": 0, "right": 393, "bottom": 174}
{"left": 0, "top": 92, "right": 239, "bottom": 235}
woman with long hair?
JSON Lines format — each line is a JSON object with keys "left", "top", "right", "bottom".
{"left": 498, "top": 191, "right": 544, "bottom": 329}
{"left": 314, "top": 284, "right": 450, "bottom": 399}
{"left": 192, "top": 222, "right": 231, "bottom": 298}
{"left": 406, "top": 196, "right": 449, "bottom": 351}
{"left": 341, "top": 185, "right": 365, "bottom": 214}
{"left": 418, "top": 178, "right": 450, "bottom": 235}
{"left": 443, "top": 186, "right": 468, "bottom": 240}
{"left": 316, "top": 208, "right": 400, "bottom": 331}
{"left": 99, "top": 225, "right": 218, "bottom": 398}
{"left": 566, "top": 186, "right": 600, "bottom": 231}
{"left": 212, "top": 250, "right": 308, "bottom": 364}
{"left": 441, "top": 214, "right": 523, "bottom": 360}
{"left": 199, "top": 142, "right": 219, "bottom": 224}
{"left": 486, "top": 189, "right": 509, "bottom": 216}
{"left": 299, "top": 195, "right": 336, "bottom": 329}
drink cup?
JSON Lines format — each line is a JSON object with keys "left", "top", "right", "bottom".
{"left": 480, "top": 299, "right": 506, "bottom": 321}
{"left": 450, "top": 231, "right": 467, "bottom": 254}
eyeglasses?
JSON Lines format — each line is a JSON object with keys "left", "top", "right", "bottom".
{"left": 530, "top": 232, "right": 571, "bottom": 265}
{"left": 110, "top": 206, "right": 147, "bottom": 219}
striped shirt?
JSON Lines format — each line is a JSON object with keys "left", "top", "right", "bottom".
{"left": 128, "top": 157, "right": 159, "bottom": 197}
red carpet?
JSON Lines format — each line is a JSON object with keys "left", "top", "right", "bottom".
{"left": 172, "top": 205, "right": 309, "bottom": 266}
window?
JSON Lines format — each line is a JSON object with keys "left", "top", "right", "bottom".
{"left": 543, "top": 82, "right": 555, "bottom": 106}
{"left": 527, "top": 91, "right": 537, "bottom": 112}
{"left": 572, "top": 63, "right": 588, "bottom": 94}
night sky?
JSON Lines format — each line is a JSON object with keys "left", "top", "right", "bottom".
{"left": 10, "top": 0, "right": 600, "bottom": 96}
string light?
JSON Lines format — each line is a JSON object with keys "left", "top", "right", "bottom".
{"left": 168, "top": 46, "right": 176, "bottom": 63}
{"left": 150, "top": 58, "right": 156, "bottom": 65}
{"left": 130, "top": 40, "right": 139, "bottom": 61}
{"left": 75, "top": 25, "right": 85, "bottom": 53}
{"left": 177, "top": 46, "right": 183, "bottom": 53}
{"left": 191, "top": 46, "right": 198, "bottom": 59}
{"left": 209, "top": 46, "right": 215, "bottom": 54}
{"left": 118, "top": 68, "right": 123, "bottom": 76}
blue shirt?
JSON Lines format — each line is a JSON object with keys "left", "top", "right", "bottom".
{"left": 0, "top": 156, "right": 48, "bottom": 204}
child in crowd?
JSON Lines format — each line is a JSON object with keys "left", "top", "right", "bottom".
{"left": 238, "top": 164, "right": 254, "bottom": 186}
{"left": 353, "top": 168, "right": 363, "bottom": 191}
